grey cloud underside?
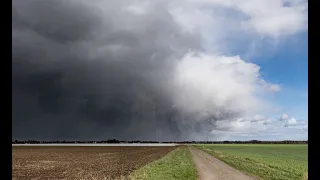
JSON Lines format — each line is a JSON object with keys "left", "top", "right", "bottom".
{"left": 12, "top": 0, "right": 241, "bottom": 141}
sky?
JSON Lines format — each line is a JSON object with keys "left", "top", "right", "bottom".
{"left": 12, "top": 0, "right": 308, "bottom": 141}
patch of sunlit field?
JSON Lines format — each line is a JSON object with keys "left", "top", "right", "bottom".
{"left": 194, "top": 144, "right": 308, "bottom": 180}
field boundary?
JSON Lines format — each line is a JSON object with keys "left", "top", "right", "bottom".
{"left": 193, "top": 144, "right": 308, "bottom": 180}
{"left": 12, "top": 143, "right": 178, "bottom": 147}
{"left": 13, "top": 145, "right": 178, "bottom": 179}
{"left": 124, "top": 146, "right": 197, "bottom": 180}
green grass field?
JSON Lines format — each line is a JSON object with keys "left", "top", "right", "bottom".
{"left": 193, "top": 144, "right": 308, "bottom": 180}
{"left": 126, "top": 146, "right": 197, "bottom": 180}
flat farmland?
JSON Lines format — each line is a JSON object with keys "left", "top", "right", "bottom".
{"left": 194, "top": 144, "right": 308, "bottom": 180}
{"left": 12, "top": 145, "right": 178, "bottom": 179}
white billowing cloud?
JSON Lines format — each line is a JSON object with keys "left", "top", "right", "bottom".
{"left": 280, "top": 114, "right": 290, "bottom": 121}
{"left": 279, "top": 114, "right": 306, "bottom": 128}
{"left": 260, "top": 80, "right": 281, "bottom": 92}
{"left": 284, "top": 117, "right": 297, "bottom": 127}
{"left": 211, "top": 117, "right": 308, "bottom": 141}
{"left": 236, "top": 0, "right": 307, "bottom": 36}
{"left": 169, "top": 0, "right": 307, "bottom": 54}
{"left": 173, "top": 52, "right": 265, "bottom": 115}
{"left": 185, "top": 0, "right": 308, "bottom": 36}
{"left": 284, "top": 117, "right": 307, "bottom": 127}
{"left": 168, "top": 0, "right": 306, "bottom": 135}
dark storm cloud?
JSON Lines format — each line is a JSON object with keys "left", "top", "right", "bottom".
{"left": 12, "top": 0, "right": 241, "bottom": 141}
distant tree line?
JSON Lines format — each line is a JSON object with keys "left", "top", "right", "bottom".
{"left": 171, "top": 140, "right": 308, "bottom": 144}
{"left": 12, "top": 139, "right": 307, "bottom": 144}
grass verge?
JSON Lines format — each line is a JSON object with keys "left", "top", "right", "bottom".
{"left": 124, "top": 146, "right": 197, "bottom": 180}
{"left": 194, "top": 144, "right": 308, "bottom": 180}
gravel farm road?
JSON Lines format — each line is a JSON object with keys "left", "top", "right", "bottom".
{"left": 189, "top": 146, "right": 255, "bottom": 180}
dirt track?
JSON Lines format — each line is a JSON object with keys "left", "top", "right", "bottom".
{"left": 189, "top": 147, "right": 254, "bottom": 180}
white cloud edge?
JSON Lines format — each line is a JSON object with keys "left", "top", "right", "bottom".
{"left": 167, "top": 0, "right": 307, "bottom": 139}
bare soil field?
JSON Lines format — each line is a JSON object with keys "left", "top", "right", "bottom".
{"left": 12, "top": 146, "right": 178, "bottom": 179}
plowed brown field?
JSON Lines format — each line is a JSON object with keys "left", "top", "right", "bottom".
{"left": 12, "top": 146, "right": 178, "bottom": 179}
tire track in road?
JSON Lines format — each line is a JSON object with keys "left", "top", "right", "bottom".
{"left": 189, "top": 146, "right": 255, "bottom": 180}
